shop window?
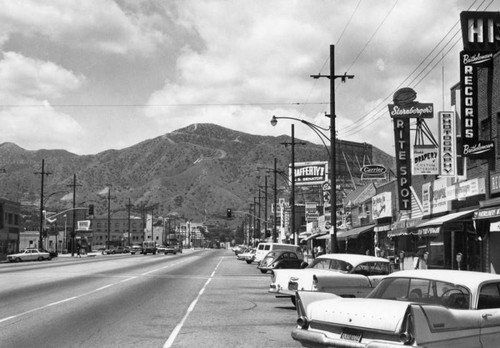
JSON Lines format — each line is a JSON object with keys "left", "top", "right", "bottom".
{"left": 481, "top": 118, "right": 491, "bottom": 139}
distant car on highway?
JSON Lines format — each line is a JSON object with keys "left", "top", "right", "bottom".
{"left": 163, "top": 245, "right": 178, "bottom": 255}
{"left": 8, "top": 248, "right": 52, "bottom": 262}
{"left": 258, "top": 250, "right": 307, "bottom": 273}
{"left": 113, "top": 246, "right": 129, "bottom": 254}
{"left": 292, "top": 270, "right": 500, "bottom": 348}
{"left": 130, "top": 245, "right": 142, "bottom": 254}
{"left": 142, "top": 241, "right": 157, "bottom": 255}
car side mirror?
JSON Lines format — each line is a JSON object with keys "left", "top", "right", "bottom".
{"left": 300, "top": 262, "right": 309, "bottom": 269}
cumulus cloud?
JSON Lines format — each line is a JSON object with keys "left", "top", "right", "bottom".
{"left": 0, "top": 52, "right": 85, "bottom": 98}
{"left": 0, "top": 94, "right": 86, "bottom": 153}
{"left": 0, "top": 0, "right": 166, "bottom": 55}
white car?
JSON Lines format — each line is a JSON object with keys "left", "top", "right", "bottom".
{"left": 237, "top": 248, "right": 256, "bottom": 263}
{"left": 8, "top": 248, "right": 52, "bottom": 262}
{"left": 292, "top": 269, "right": 500, "bottom": 348}
{"left": 269, "top": 253, "right": 391, "bottom": 305}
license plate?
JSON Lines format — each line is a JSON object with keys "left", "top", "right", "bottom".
{"left": 340, "top": 330, "right": 362, "bottom": 342}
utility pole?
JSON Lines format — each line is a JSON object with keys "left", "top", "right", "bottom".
{"left": 281, "top": 124, "right": 306, "bottom": 245}
{"left": 35, "top": 159, "right": 51, "bottom": 249}
{"left": 274, "top": 158, "right": 278, "bottom": 242}
{"left": 107, "top": 187, "right": 111, "bottom": 247}
{"left": 264, "top": 175, "right": 268, "bottom": 239}
{"left": 311, "top": 44, "right": 354, "bottom": 252}
{"left": 126, "top": 198, "right": 132, "bottom": 247}
{"left": 67, "top": 174, "right": 82, "bottom": 256}
{"left": 258, "top": 188, "right": 262, "bottom": 241}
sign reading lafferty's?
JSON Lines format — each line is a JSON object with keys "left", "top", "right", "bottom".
{"left": 292, "top": 161, "right": 328, "bottom": 186}
{"left": 460, "top": 11, "right": 497, "bottom": 159}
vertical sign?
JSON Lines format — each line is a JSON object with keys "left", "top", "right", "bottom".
{"left": 439, "top": 111, "right": 457, "bottom": 176}
{"left": 460, "top": 51, "right": 479, "bottom": 148}
{"left": 393, "top": 118, "right": 411, "bottom": 210}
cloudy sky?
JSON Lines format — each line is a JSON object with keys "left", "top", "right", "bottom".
{"left": 0, "top": 0, "right": 494, "bottom": 156}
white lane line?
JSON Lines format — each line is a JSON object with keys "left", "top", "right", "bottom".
{"left": 0, "top": 256, "right": 195, "bottom": 324}
{"left": 163, "top": 257, "right": 223, "bottom": 348}
{"left": 0, "top": 276, "right": 137, "bottom": 324}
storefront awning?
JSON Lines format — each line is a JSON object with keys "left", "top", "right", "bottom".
{"left": 416, "top": 209, "right": 476, "bottom": 236}
{"left": 474, "top": 206, "right": 500, "bottom": 220}
{"left": 303, "top": 232, "right": 328, "bottom": 241}
{"left": 337, "top": 224, "right": 375, "bottom": 241}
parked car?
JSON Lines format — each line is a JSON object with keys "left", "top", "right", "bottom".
{"left": 258, "top": 250, "right": 307, "bottom": 273}
{"left": 130, "top": 245, "right": 142, "bottom": 255}
{"left": 237, "top": 248, "right": 256, "bottom": 263}
{"left": 232, "top": 245, "right": 247, "bottom": 255}
{"left": 113, "top": 246, "right": 128, "bottom": 254}
{"left": 164, "top": 245, "right": 178, "bottom": 255}
{"left": 7, "top": 248, "right": 52, "bottom": 262}
{"left": 269, "top": 253, "right": 391, "bottom": 306}
{"left": 254, "top": 242, "right": 303, "bottom": 264}
{"left": 236, "top": 247, "right": 254, "bottom": 260}
{"left": 292, "top": 269, "right": 500, "bottom": 348}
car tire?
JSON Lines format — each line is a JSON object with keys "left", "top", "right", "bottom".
{"left": 260, "top": 269, "right": 267, "bottom": 274}
{"left": 38, "top": 256, "right": 44, "bottom": 261}
{"left": 15, "top": 257, "right": 21, "bottom": 262}
{"left": 246, "top": 260, "right": 252, "bottom": 264}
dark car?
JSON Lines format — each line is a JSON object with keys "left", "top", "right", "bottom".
{"left": 258, "top": 250, "right": 307, "bottom": 273}
{"left": 164, "top": 244, "right": 182, "bottom": 255}
{"left": 113, "top": 246, "right": 128, "bottom": 254}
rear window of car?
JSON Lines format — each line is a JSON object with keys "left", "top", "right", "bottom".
{"left": 368, "top": 277, "right": 471, "bottom": 308}
{"left": 478, "top": 283, "right": 500, "bottom": 309}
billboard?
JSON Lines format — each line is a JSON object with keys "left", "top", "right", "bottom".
{"left": 291, "top": 161, "right": 328, "bottom": 186}
{"left": 413, "top": 145, "right": 439, "bottom": 175}
{"left": 372, "top": 192, "right": 392, "bottom": 220}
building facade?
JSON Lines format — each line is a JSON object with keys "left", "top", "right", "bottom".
{"left": 0, "top": 198, "right": 21, "bottom": 260}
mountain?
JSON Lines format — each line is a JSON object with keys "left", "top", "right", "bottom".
{"left": 0, "top": 123, "right": 395, "bottom": 230}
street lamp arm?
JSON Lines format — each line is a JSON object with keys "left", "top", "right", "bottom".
{"left": 272, "top": 115, "right": 331, "bottom": 158}
{"left": 305, "top": 123, "right": 331, "bottom": 158}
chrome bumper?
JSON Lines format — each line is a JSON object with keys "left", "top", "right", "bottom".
{"left": 291, "top": 328, "right": 421, "bottom": 348}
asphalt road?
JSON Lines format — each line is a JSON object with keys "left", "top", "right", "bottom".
{"left": 0, "top": 249, "right": 302, "bottom": 348}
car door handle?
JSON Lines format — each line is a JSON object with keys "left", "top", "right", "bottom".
{"left": 482, "top": 313, "right": 493, "bottom": 319}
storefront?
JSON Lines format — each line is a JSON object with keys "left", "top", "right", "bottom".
{"left": 414, "top": 209, "right": 477, "bottom": 270}
{"left": 474, "top": 198, "right": 500, "bottom": 274}
{"left": 337, "top": 224, "right": 375, "bottom": 255}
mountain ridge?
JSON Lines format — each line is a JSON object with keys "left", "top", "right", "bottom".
{"left": 0, "top": 123, "right": 395, "bottom": 231}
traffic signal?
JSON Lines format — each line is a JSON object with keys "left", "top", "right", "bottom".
{"left": 226, "top": 208, "right": 232, "bottom": 218}
{"left": 88, "top": 204, "right": 94, "bottom": 216}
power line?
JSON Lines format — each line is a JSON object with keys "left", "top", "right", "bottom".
{"left": 339, "top": 0, "right": 489, "bottom": 137}
{"left": 0, "top": 101, "right": 328, "bottom": 108}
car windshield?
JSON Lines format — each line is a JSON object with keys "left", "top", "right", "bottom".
{"left": 367, "top": 277, "right": 472, "bottom": 309}
{"left": 308, "top": 258, "right": 353, "bottom": 272}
